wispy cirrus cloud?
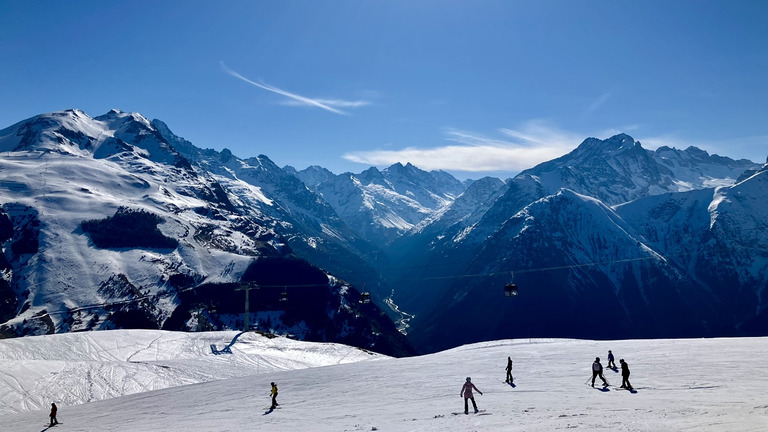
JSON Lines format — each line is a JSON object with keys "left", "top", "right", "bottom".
{"left": 343, "top": 120, "right": 583, "bottom": 173}
{"left": 582, "top": 92, "right": 612, "bottom": 120}
{"left": 220, "top": 61, "right": 370, "bottom": 115}
{"left": 281, "top": 99, "right": 371, "bottom": 109}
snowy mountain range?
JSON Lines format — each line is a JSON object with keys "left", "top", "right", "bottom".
{"left": 0, "top": 109, "right": 411, "bottom": 356}
{"left": 285, "top": 162, "right": 467, "bottom": 244}
{"left": 1, "top": 109, "right": 766, "bottom": 355}
{"left": 518, "top": 133, "right": 758, "bottom": 205}
{"left": 394, "top": 136, "right": 767, "bottom": 352}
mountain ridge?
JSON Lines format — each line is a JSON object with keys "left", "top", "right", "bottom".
{"left": 0, "top": 109, "right": 413, "bottom": 356}
{"left": 1, "top": 109, "right": 766, "bottom": 355}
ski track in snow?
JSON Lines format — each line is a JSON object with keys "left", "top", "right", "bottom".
{"left": 0, "top": 330, "right": 381, "bottom": 418}
{"left": 1, "top": 331, "right": 767, "bottom": 431}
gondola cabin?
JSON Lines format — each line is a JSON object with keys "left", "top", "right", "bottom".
{"left": 359, "top": 292, "right": 371, "bottom": 304}
{"left": 279, "top": 290, "right": 288, "bottom": 302}
{"left": 504, "top": 283, "right": 518, "bottom": 297}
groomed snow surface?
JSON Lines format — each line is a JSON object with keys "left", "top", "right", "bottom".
{"left": 1, "top": 331, "right": 767, "bottom": 431}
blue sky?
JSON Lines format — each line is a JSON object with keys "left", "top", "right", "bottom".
{"left": 1, "top": 0, "right": 766, "bottom": 179}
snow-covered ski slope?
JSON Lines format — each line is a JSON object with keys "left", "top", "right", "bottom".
{"left": 1, "top": 331, "right": 767, "bottom": 431}
{"left": 0, "top": 330, "right": 383, "bottom": 416}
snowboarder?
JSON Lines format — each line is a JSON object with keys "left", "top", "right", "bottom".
{"left": 505, "top": 357, "right": 514, "bottom": 383}
{"left": 607, "top": 350, "right": 616, "bottom": 369}
{"left": 591, "top": 357, "right": 609, "bottom": 387}
{"left": 460, "top": 377, "right": 483, "bottom": 414}
{"left": 49, "top": 402, "right": 58, "bottom": 427}
{"left": 620, "top": 359, "right": 633, "bottom": 390}
{"left": 270, "top": 382, "right": 279, "bottom": 409}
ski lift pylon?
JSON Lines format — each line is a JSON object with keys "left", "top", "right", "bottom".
{"left": 504, "top": 271, "right": 518, "bottom": 297}
{"left": 360, "top": 292, "right": 371, "bottom": 304}
{"left": 359, "top": 283, "right": 371, "bottom": 304}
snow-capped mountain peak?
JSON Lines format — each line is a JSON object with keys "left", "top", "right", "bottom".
{"left": 513, "top": 133, "right": 760, "bottom": 205}
{"left": 289, "top": 162, "right": 468, "bottom": 244}
{"left": 578, "top": 132, "right": 637, "bottom": 154}
{"left": 95, "top": 108, "right": 152, "bottom": 128}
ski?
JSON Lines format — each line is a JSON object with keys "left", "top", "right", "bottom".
{"left": 451, "top": 409, "right": 488, "bottom": 415}
{"left": 616, "top": 387, "right": 638, "bottom": 393}
{"left": 586, "top": 382, "right": 610, "bottom": 391}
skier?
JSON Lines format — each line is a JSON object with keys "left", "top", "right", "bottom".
{"left": 607, "top": 350, "right": 616, "bottom": 369}
{"left": 620, "top": 359, "right": 633, "bottom": 390}
{"left": 591, "top": 357, "right": 609, "bottom": 387}
{"left": 270, "top": 382, "right": 279, "bottom": 409}
{"left": 505, "top": 357, "right": 514, "bottom": 383}
{"left": 460, "top": 377, "right": 483, "bottom": 414}
{"left": 49, "top": 402, "right": 58, "bottom": 427}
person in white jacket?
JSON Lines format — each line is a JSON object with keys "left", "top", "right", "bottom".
{"left": 460, "top": 377, "right": 483, "bottom": 414}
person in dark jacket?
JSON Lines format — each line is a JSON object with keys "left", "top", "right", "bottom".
{"left": 270, "top": 382, "right": 279, "bottom": 409}
{"left": 49, "top": 403, "right": 58, "bottom": 426}
{"left": 620, "top": 359, "right": 633, "bottom": 390}
{"left": 505, "top": 357, "right": 514, "bottom": 383}
{"left": 591, "top": 357, "right": 609, "bottom": 387}
{"left": 460, "top": 377, "right": 483, "bottom": 414}
{"left": 607, "top": 350, "right": 616, "bottom": 369}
